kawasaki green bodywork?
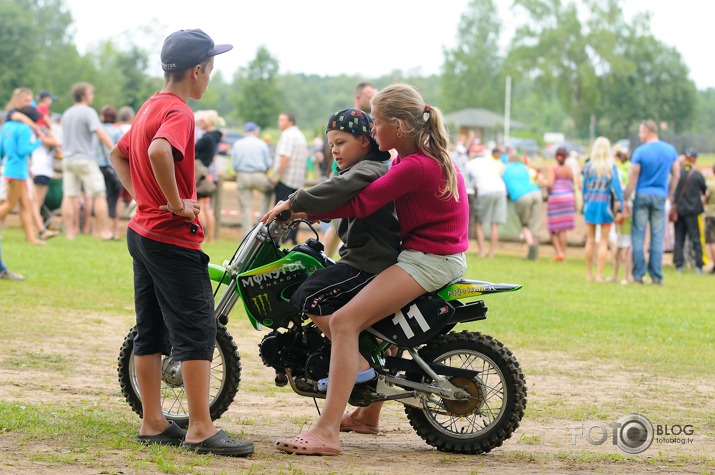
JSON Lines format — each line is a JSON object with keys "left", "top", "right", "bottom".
{"left": 210, "top": 251, "right": 324, "bottom": 330}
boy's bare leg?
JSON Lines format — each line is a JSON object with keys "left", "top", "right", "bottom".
{"left": 181, "top": 360, "right": 218, "bottom": 443}
{"left": 135, "top": 354, "right": 172, "bottom": 435}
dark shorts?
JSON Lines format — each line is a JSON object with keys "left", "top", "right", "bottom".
{"left": 290, "top": 263, "right": 376, "bottom": 316}
{"left": 33, "top": 175, "right": 52, "bottom": 186}
{"left": 126, "top": 228, "right": 216, "bottom": 361}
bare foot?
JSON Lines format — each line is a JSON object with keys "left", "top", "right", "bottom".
{"left": 586, "top": 275, "right": 594, "bottom": 281}
{"left": 595, "top": 276, "right": 604, "bottom": 283}
{"left": 28, "top": 239, "right": 47, "bottom": 246}
{"left": 40, "top": 229, "right": 60, "bottom": 240}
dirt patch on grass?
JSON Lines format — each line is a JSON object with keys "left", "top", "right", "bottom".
{"left": 0, "top": 309, "right": 712, "bottom": 475}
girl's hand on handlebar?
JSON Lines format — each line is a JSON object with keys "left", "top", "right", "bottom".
{"left": 261, "top": 200, "right": 293, "bottom": 223}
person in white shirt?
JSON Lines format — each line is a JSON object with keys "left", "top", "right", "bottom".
{"left": 465, "top": 147, "right": 507, "bottom": 258}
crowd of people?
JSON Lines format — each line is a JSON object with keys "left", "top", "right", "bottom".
{"left": 455, "top": 120, "right": 714, "bottom": 282}
{"left": 3, "top": 86, "right": 714, "bottom": 286}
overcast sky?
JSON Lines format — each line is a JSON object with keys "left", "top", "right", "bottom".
{"left": 64, "top": 0, "right": 715, "bottom": 90}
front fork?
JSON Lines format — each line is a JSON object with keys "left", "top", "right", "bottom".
{"left": 213, "top": 278, "right": 240, "bottom": 326}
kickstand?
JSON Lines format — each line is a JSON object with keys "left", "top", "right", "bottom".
{"left": 313, "top": 398, "right": 321, "bottom": 416}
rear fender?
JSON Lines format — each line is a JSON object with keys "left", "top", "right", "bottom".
{"left": 437, "top": 279, "right": 522, "bottom": 300}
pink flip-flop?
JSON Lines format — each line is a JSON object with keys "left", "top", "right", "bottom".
{"left": 340, "top": 412, "right": 379, "bottom": 435}
{"left": 275, "top": 431, "right": 341, "bottom": 456}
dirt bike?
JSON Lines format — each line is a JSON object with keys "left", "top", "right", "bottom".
{"left": 118, "top": 214, "right": 527, "bottom": 454}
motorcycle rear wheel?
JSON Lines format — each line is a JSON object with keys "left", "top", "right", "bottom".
{"left": 404, "top": 330, "right": 527, "bottom": 454}
{"left": 117, "top": 323, "right": 241, "bottom": 428}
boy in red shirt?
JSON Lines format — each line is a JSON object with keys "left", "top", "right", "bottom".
{"left": 110, "top": 29, "right": 253, "bottom": 456}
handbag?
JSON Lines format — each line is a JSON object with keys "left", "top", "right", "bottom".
{"left": 669, "top": 170, "right": 693, "bottom": 223}
{"left": 195, "top": 160, "right": 217, "bottom": 196}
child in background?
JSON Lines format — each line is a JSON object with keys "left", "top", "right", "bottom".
{"left": 611, "top": 150, "right": 632, "bottom": 284}
{"left": 582, "top": 137, "right": 623, "bottom": 282}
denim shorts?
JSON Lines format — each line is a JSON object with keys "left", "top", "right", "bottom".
{"left": 396, "top": 250, "right": 467, "bottom": 292}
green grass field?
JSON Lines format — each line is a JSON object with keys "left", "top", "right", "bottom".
{"left": 1, "top": 227, "right": 713, "bottom": 474}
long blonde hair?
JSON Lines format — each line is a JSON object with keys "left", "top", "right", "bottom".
{"left": 371, "top": 83, "right": 459, "bottom": 200}
{"left": 3, "top": 87, "right": 33, "bottom": 112}
{"left": 588, "top": 136, "right": 614, "bottom": 179}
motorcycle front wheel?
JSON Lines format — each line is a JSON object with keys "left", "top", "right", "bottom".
{"left": 405, "top": 330, "right": 527, "bottom": 454}
{"left": 117, "top": 323, "right": 241, "bottom": 428}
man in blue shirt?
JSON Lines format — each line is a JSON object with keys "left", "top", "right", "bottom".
{"left": 624, "top": 120, "right": 680, "bottom": 285}
{"left": 231, "top": 122, "right": 273, "bottom": 233}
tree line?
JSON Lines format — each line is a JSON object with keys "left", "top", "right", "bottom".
{"left": 3, "top": 0, "right": 714, "bottom": 150}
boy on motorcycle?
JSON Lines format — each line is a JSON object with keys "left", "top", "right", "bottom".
{"left": 268, "top": 108, "right": 401, "bottom": 437}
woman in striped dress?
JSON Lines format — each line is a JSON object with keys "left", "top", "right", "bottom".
{"left": 546, "top": 147, "right": 576, "bottom": 261}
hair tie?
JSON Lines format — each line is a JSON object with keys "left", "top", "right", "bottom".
{"left": 423, "top": 104, "right": 431, "bottom": 122}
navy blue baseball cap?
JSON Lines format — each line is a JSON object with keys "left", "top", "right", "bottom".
{"left": 161, "top": 29, "right": 232, "bottom": 72}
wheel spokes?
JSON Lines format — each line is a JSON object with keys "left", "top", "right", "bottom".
{"left": 422, "top": 350, "right": 507, "bottom": 438}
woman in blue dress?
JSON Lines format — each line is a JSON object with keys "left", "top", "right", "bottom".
{"left": 582, "top": 137, "right": 623, "bottom": 282}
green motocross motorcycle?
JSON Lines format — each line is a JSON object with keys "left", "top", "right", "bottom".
{"left": 118, "top": 214, "right": 527, "bottom": 454}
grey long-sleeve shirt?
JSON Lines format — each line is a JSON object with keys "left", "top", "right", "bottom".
{"left": 290, "top": 152, "right": 400, "bottom": 274}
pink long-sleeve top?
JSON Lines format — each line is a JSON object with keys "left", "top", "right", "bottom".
{"left": 309, "top": 152, "right": 469, "bottom": 255}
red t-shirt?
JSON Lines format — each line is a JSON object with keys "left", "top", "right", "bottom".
{"left": 36, "top": 104, "right": 50, "bottom": 128}
{"left": 117, "top": 92, "right": 203, "bottom": 249}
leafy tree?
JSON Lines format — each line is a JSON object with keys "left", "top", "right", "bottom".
{"left": 597, "top": 21, "right": 697, "bottom": 138}
{"left": 114, "top": 46, "right": 158, "bottom": 111}
{"left": 693, "top": 88, "right": 715, "bottom": 134}
{"left": 507, "top": 0, "right": 633, "bottom": 137}
{"left": 29, "top": 0, "right": 75, "bottom": 90}
{"left": 440, "top": 0, "right": 504, "bottom": 113}
{"left": 0, "top": 0, "right": 41, "bottom": 102}
{"left": 235, "top": 46, "right": 284, "bottom": 130}
{"left": 510, "top": 78, "right": 569, "bottom": 136}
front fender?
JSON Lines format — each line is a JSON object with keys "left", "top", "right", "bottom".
{"left": 209, "top": 263, "right": 232, "bottom": 285}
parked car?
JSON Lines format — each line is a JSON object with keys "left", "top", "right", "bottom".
{"left": 542, "top": 141, "right": 585, "bottom": 158}
{"left": 508, "top": 138, "right": 540, "bottom": 158}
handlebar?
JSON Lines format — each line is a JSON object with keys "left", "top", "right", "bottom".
{"left": 266, "top": 211, "right": 321, "bottom": 244}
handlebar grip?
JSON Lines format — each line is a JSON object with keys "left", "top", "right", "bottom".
{"left": 278, "top": 210, "right": 292, "bottom": 221}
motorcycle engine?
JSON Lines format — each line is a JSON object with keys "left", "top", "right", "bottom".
{"left": 258, "top": 325, "right": 329, "bottom": 376}
{"left": 304, "top": 345, "right": 331, "bottom": 381}
{"left": 258, "top": 330, "right": 299, "bottom": 369}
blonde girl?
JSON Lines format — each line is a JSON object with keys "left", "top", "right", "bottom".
{"left": 582, "top": 136, "right": 624, "bottom": 281}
